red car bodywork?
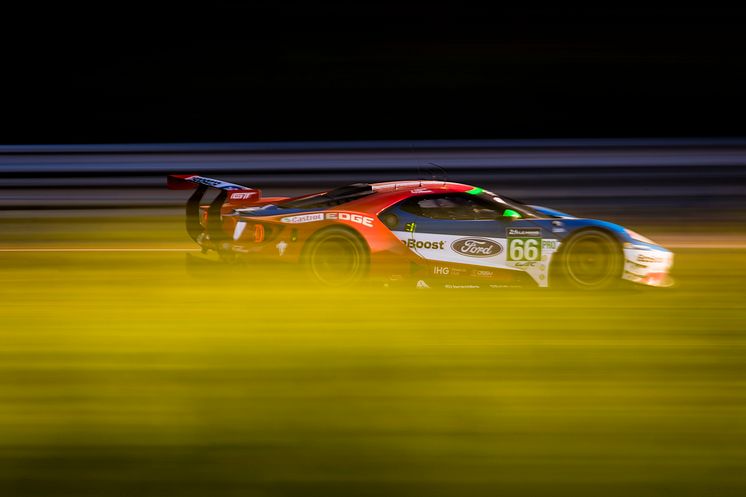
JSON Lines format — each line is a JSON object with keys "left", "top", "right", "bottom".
{"left": 168, "top": 175, "right": 532, "bottom": 286}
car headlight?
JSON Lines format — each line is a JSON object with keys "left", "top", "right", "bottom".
{"left": 624, "top": 228, "right": 656, "bottom": 245}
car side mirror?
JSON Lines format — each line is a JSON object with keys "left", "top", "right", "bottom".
{"left": 501, "top": 209, "right": 522, "bottom": 220}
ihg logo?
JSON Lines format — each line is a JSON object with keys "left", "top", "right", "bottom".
{"left": 451, "top": 238, "right": 503, "bottom": 258}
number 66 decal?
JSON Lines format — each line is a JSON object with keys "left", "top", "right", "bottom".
{"left": 506, "top": 228, "right": 542, "bottom": 261}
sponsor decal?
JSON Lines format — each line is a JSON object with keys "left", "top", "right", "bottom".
{"left": 624, "top": 270, "right": 645, "bottom": 280}
{"left": 507, "top": 228, "right": 541, "bottom": 237}
{"left": 416, "top": 280, "right": 431, "bottom": 289}
{"left": 637, "top": 253, "right": 665, "bottom": 264}
{"left": 278, "top": 211, "right": 374, "bottom": 227}
{"left": 404, "top": 222, "right": 416, "bottom": 232}
{"left": 404, "top": 239, "right": 446, "bottom": 250}
{"left": 188, "top": 176, "right": 243, "bottom": 190}
{"left": 326, "top": 212, "right": 374, "bottom": 227}
{"left": 445, "top": 284, "right": 480, "bottom": 289}
{"left": 507, "top": 228, "right": 542, "bottom": 262}
{"left": 472, "top": 269, "right": 494, "bottom": 277}
{"left": 542, "top": 240, "right": 558, "bottom": 250}
{"left": 514, "top": 261, "right": 538, "bottom": 268}
{"left": 229, "top": 191, "right": 258, "bottom": 201}
{"left": 276, "top": 240, "right": 288, "bottom": 256}
{"left": 513, "top": 261, "right": 548, "bottom": 271}
{"left": 626, "top": 259, "right": 648, "bottom": 269}
{"left": 431, "top": 265, "right": 466, "bottom": 276}
{"left": 451, "top": 237, "right": 503, "bottom": 258}
{"left": 189, "top": 176, "right": 222, "bottom": 187}
{"left": 280, "top": 213, "right": 324, "bottom": 224}
{"left": 410, "top": 188, "right": 432, "bottom": 194}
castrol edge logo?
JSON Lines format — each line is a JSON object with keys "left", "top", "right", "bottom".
{"left": 280, "top": 211, "right": 374, "bottom": 227}
{"left": 451, "top": 237, "right": 503, "bottom": 258}
{"left": 325, "top": 212, "right": 374, "bottom": 227}
{"left": 280, "top": 213, "right": 324, "bottom": 224}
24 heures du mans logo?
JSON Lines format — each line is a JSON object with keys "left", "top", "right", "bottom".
{"left": 451, "top": 237, "right": 503, "bottom": 258}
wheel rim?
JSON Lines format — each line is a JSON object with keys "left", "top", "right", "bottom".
{"left": 564, "top": 234, "right": 617, "bottom": 287}
{"left": 309, "top": 235, "right": 362, "bottom": 285}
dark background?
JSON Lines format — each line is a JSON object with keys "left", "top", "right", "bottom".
{"left": 4, "top": 4, "right": 746, "bottom": 143}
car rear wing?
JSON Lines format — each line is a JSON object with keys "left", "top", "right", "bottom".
{"left": 167, "top": 174, "right": 262, "bottom": 245}
{"left": 167, "top": 174, "right": 261, "bottom": 195}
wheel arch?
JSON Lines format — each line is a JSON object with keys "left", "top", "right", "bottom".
{"left": 301, "top": 224, "right": 371, "bottom": 259}
{"left": 554, "top": 226, "right": 624, "bottom": 256}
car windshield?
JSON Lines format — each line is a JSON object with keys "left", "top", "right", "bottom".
{"left": 493, "top": 194, "right": 545, "bottom": 218}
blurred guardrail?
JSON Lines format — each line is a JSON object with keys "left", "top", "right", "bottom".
{"left": 1, "top": 139, "right": 744, "bottom": 227}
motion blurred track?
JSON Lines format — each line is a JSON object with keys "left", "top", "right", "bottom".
{"left": 1, "top": 139, "right": 744, "bottom": 233}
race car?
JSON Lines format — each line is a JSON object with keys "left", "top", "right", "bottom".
{"left": 167, "top": 174, "right": 673, "bottom": 289}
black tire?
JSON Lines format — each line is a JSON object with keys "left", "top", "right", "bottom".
{"left": 303, "top": 227, "right": 369, "bottom": 286}
{"left": 553, "top": 229, "right": 623, "bottom": 290}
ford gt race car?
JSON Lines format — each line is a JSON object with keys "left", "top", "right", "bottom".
{"left": 167, "top": 175, "right": 674, "bottom": 289}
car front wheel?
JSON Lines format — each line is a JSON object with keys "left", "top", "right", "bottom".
{"left": 554, "top": 229, "right": 623, "bottom": 290}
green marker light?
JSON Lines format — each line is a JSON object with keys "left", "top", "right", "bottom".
{"left": 466, "top": 187, "right": 483, "bottom": 195}
{"left": 503, "top": 209, "right": 521, "bottom": 218}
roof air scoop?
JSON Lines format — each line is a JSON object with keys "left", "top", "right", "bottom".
{"left": 325, "top": 183, "right": 373, "bottom": 199}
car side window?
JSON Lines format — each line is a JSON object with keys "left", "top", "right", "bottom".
{"left": 399, "top": 194, "right": 501, "bottom": 220}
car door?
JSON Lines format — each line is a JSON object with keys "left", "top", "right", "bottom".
{"left": 383, "top": 193, "right": 546, "bottom": 274}
{"left": 384, "top": 193, "right": 506, "bottom": 267}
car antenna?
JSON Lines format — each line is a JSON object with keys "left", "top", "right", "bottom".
{"left": 407, "top": 142, "right": 422, "bottom": 188}
{"left": 427, "top": 162, "right": 448, "bottom": 185}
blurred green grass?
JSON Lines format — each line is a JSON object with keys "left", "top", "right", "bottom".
{"left": 0, "top": 246, "right": 745, "bottom": 496}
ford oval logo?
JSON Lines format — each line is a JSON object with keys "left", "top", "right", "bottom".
{"left": 451, "top": 237, "right": 503, "bottom": 257}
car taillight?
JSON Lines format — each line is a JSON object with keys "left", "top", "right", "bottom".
{"left": 254, "top": 223, "right": 265, "bottom": 243}
{"left": 234, "top": 221, "right": 282, "bottom": 243}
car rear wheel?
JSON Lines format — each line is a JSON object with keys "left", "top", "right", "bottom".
{"left": 555, "top": 230, "right": 622, "bottom": 290}
{"left": 303, "top": 228, "right": 369, "bottom": 286}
